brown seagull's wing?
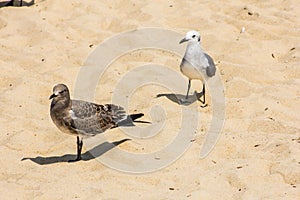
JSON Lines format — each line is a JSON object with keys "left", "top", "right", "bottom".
{"left": 68, "top": 100, "right": 127, "bottom": 136}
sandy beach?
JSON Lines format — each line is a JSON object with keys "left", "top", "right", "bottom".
{"left": 0, "top": 0, "right": 299, "bottom": 199}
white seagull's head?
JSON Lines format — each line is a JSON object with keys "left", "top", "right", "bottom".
{"left": 179, "top": 30, "right": 201, "bottom": 44}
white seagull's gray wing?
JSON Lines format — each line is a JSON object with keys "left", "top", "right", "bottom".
{"left": 68, "top": 100, "right": 127, "bottom": 136}
{"left": 204, "top": 53, "right": 216, "bottom": 77}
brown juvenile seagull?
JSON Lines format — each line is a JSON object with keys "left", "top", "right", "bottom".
{"left": 49, "top": 84, "right": 144, "bottom": 162}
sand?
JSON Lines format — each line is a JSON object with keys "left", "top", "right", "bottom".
{"left": 0, "top": 0, "right": 299, "bottom": 199}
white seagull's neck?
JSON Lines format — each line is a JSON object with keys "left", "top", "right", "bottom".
{"left": 184, "top": 41, "right": 204, "bottom": 60}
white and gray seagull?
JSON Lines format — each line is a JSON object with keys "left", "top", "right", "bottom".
{"left": 49, "top": 84, "right": 144, "bottom": 162}
{"left": 179, "top": 30, "right": 216, "bottom": 107}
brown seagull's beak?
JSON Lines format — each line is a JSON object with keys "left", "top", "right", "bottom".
{"left": 49, "top": 93, "right": 57, "bottom": 100}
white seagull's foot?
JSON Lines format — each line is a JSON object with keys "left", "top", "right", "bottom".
{"left": 200, "top": 103, "right": 208, "bottom": 108}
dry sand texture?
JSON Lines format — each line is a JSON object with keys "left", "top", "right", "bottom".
{"left": 0, "top": 0, "right": 299, "bottom": 199}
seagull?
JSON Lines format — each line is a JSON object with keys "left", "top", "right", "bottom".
{"left": 49, "top": 84, "right": 144, "bottom": 162}
{"left": 179, "top": 30, "right": 216, "bottom": 107}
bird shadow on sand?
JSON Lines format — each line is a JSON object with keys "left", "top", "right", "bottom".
{"left": 0, "top": 0, "right": 35, "bottom": 8}
{"left": 156, "top": 91, "right": 204, "bottom": 106}
{"left": 21, "top": 138, "right": 130, "bottom": 165}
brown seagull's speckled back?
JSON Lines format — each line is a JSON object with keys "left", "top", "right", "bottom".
{"left": 69, "top": 100, "right": 127, "bottom": 136}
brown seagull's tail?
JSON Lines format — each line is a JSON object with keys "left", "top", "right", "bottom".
{"left": 128, "top": 113, "right": 144, "bottom": 121}
{"left": 117, "top": 113, "right": 150, "bottom": 127}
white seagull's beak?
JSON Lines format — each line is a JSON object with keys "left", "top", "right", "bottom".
{"left": 179, "top": 37, "right": 188, "bottom": 44}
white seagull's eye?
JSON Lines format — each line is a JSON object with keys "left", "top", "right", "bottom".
{"left": 192, "top": 35, "right": 196, "bottom": 38}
